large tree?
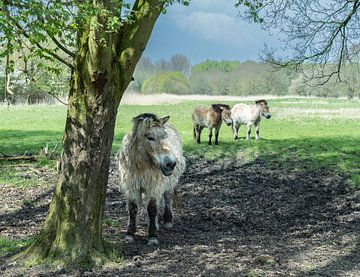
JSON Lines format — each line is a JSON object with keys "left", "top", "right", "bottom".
{"left": 1, "top": 0, "right": 193, "bottom": 267}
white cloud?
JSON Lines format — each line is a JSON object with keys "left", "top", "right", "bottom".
{"left": 145, "top": 0, "right": 286, "bottom": 62}
{"left": 171, "top": 0, "right": 237, "bottom": 15}
{"left": 174, "top": 11, "right": 241, "bottom": 43}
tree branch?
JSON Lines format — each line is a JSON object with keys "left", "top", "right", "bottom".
{"left": 118, "top": 0, "right": 165, "bottom": 91}
{"left": 1, "top": 6, "right": 74, "bottom": 69}
{"left": 261, "top": 0, "right": 360, "bottom": 84}
{"left": 45, "top": 91, "right": 68, "bottom": 106}
{"left": 45, "top": 31, "right": 75, "bottom": 58}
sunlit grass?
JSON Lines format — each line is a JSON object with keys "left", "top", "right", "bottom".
{"left": 1, "top": 97, "right": 360, "bottom": 187}
{"left": 0, "top": 236, "right": 32, "bottom": 255}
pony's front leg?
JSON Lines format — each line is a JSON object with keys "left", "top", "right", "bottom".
{"left": 163, "top": 190, "right": 173, "bottom": 229}
{"left": 246, "top": 124, "right": 252, "bottom": 140}
{"left": 147, "top": 198, "right": 159, "bottom": 246}
{"left": 255, "top": 123, "right": 260, "bottom": 140}
{"left": 214, "top": 125, "right": 221, "bottom": 145}
{"left": 208, "top": 127, "right": 213, "bottom": 145}
{"left": 232, "top": 122, "right": 240, "bottom": 140}
{"left": 124, "top": 199, "right": 138, "bottom": 243}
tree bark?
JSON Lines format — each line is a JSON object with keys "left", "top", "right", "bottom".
{"left": 19, "top": 28, "right": 121, "bottom": 269}
{"left": 17, "top": 0, "right": 164, "bottom": 268}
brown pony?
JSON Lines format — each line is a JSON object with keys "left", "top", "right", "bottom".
{"left": 192, "top": 104, "right": 232, "bottom": 145}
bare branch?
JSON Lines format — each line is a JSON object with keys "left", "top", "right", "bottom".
{"left": 45, "top": 91, "right": 68, "bottom": 106}
{"left": 257, "top": 0, "right": 360, "bottom": 84}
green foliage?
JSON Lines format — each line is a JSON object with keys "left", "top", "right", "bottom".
{"left": 192, "top": 60, "right": 241, "bottom": 73}
{"left": 0, "top": 236, "right": 32, "bottom": 255}
{"left": 21, "top": 199, "right": 35, "bottom": 208}
{"left": 103, "top": 218, "right": 120, "bottom": 228}
{"left": 189, "top": 74, "right": 215, "bottom": 95}
{"left": 132, "top": 58, "right": 360, "bottom": 97}
{"left": 142, "top": 71, "right": 190, "bottom": 94}
{"left": 235, "top": 0, "right": 264, "bottom": 23}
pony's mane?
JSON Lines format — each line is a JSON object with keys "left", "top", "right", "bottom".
{"left": 130, "top": 113, "right": 163, "bottom": 143}
{"left": 255, "top": 100, "right": 267, "bottom": 105}
{"left": 211, "top": 104, "right": 231, "bottom": 113}
{"left": 132, "top": 113, "right": 159, "bottom": 123}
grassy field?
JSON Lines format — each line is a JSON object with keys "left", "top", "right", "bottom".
{"left": 1, "top": 97, "right": 360, "bottom": 275}
{"left": 1, "top": 97, "right": 360, "bottom": 188}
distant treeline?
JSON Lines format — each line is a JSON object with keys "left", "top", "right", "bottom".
{"left": 1, "top": 54, "right": 360, "bottom": 104}
{"left": 128, "top": 55, "right": 360, "bottom": 99}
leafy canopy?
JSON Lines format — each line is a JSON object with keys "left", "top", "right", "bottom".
{"left": 0, "top": 0, "right": 191, "bottom": 70}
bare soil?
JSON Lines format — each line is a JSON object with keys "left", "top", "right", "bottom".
{"left": 1, "top": 155, "right": 360, "bottom": 277}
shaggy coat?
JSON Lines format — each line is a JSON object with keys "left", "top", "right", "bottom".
{"left": 192, "top": 104, "right": 232, "bottom": 145}
{"left": 231, "top": 100, "right": 271, "bottom": 140}
{"left": 118, "top": 113, "right": 185, "bottom": 246}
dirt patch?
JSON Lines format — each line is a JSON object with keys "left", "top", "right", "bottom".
{"left": 1, "top": 156, "right": 360, "bottom": 276}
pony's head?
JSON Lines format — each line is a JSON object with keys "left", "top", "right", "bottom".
{"left": 255, "top": 100, "right": 271, "bottom": 119}
{"left": 212, "top": 104, "right": 233, "bottom": 126}
{"left": 132, "top": 113, "right": 176, "bottom": 176}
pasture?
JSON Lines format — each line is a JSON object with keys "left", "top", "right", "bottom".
{"left": 1, "top": 97, "right": 360, "bottom": 276}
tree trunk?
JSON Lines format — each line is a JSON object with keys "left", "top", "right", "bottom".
{"left": 16, "top": 0, "right": 164, "bottom": 268}
{"left": 17, "top": 22, "right": 124, "bottom": 269}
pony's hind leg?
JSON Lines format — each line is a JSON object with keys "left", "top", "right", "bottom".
{"left": 163, "top": 190, "right": 173, "bottom": 229}
{"left": 147, "top": 198, "right": 159, "bottom": 246}
{"left": 208, "top": 127, "right": 213, "bottom": 145}
{"left": 214, "top": 125, "right": 221, "bottom": 145}
{"left": 195, "top": 125, "right": 202, "bottom": 144}
{"left": 124, "top": 199, "right": 138, "bottom": 243}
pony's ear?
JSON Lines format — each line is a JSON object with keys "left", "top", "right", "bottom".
{"left": 160, "top": 116, "right": 170, "bottom": 125}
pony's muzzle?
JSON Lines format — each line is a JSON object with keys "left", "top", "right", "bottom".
{"left": 224, "top": 119, "right": 233, "bottom": 126}
{"left": 263, "top": 113, "right": 271, "bottom": 119}
{"left": 160, "top": 156, "right": 177, "bottom": 176}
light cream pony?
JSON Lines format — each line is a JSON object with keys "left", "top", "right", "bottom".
{"left": 231, "top": 100, "right": 271, "bottom": 140}
{"left": 118, "top": 113, "right": 185, "bottom": 246}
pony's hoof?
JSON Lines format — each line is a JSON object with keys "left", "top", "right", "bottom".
{"left": 147, "top": 237, "right": 159, "bottom": 246}
{"left": 124, "top": 235, "right": 135, "bottom": 243}
{"left": 163, "top": 222, "right": 173, "bottom": 230}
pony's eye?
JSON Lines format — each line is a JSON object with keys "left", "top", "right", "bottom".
{"left": 146, "top": 136, "right": 155, "bottom": 141}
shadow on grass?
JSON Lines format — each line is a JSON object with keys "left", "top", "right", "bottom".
{"left": 184, "top": 136, "right": 360, "bottom": 187}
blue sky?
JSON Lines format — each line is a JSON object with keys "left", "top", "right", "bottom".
{"left": 144, "top": 0, "right": 284, "bottom": 64}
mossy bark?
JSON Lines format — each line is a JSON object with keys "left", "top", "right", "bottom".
{"left": 17, "top": 0, "right": 163, "bottom": 268}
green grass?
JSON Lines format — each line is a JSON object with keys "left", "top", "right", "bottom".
{"left": 1, "top": 98, "right": 360, "bottom": 187}
{"left": 0, "top": 236, "right": 32, "bottom": 255}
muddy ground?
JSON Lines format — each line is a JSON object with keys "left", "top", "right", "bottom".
{"left": 1, "top": 155, "right": 360, "bottom": 276}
